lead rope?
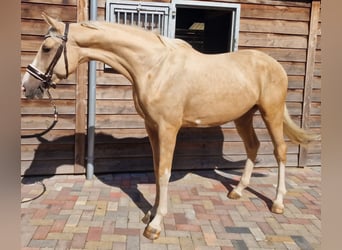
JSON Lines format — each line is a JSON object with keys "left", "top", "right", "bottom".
{"left": 21, "top": 89, "right": 58, "bottom": 203}
{"left": 21, "top": 181, "right": 47, "bottom": 203}
{"left": 21, "top": 89, "right": 56, "bottom": 203}
{"left": 21, "top": 89, "right": 58, "bottom": 139}
{"left": 46, "top": 88, "right": 58, "bottom": 122}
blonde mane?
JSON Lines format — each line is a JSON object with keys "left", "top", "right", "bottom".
{"left": 157, "top": 35, "right": 192, "bottom": 50}
{"left": 80, "top": 21, "right": 101, "bottom": 30}
{"left": 80, "top": 21, "right": 192, "bottom": 50}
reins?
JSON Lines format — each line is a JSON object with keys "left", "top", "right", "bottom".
{"left": 21, "top": 89, "right": 58, "bottom": 139}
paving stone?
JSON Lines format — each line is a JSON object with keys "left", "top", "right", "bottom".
{"left": 196, "top": 246, "right": 221, "bottom": 250}
{"left": 56, "top": 239, "right": 72, "bottom": 249}
{"left": 84, "top": 240, "right": 113, "bottom": 249}
{"left": 231, "top": 239, "right": 249, "bottom": 250}
{"left": 266, "top": 235, "right": 294, "bottom": 243}
{"left": 30, "top": 219, "right": 54, "bottom": 226}
{"left": 242, "top": 233, "right": 260, "bottom": 248}
{"left": 86, "top": 226, "right": 102, "bottom": 241}
{"left": 21, "top": 167, "right": 321, "bottom": 249}
{"left": 292, "top": 199, "right": 307, "bottom": 209}
{"left": 176, "top": 224, "right": 201, "bottom": 232}
{"left": 165, "top": 229, "right": 191, "bottom": 238}
{"left": 225, "top": 226, "right": 251, "bottom": 234}
{"left": 166, "top": 245, "right": 181, "bottom": 250}
{"left": 65, "top": 214, "right": 81, "bottom": 227}
{"left": 249, "top": 227, "right": 266, "bottom": 241}
{"left": 63, "top": 225, "right": 89, "bottom": 234}
{"left": 47, "top": 232, "right": 73, "bottom": 240}
{"left": 127, "top": 235, "right": 140, "bottom": 250}
{"left": 70, "top": 233, "right": 87, "bottom": 249}
{"left": 50, "top": 219, "right": 67, "bottom": 233}
{"left": 32, "top": 225, "right": 51, "bottom": 240}
{"left": 141, "top": 242, "right": 168, "bottom": 250}
{"left": 112, "top": 242, "right": 126, "bottom": 250}
{"left": 179, "top": 237, "right": 195, "bottom": 250}
{"left": 29, "top": 239, "right": 58, "bottom": 248}
{"left": 291, "top": 235, "right": 314, "bottom": 250}
{"left": 21, "top": 231, "right": 36, "bottom": 248}
{"left": 154, "top": 236, "right": 179, "bottom": 245}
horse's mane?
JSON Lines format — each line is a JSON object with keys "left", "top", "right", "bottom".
{"left": 80, "top": 21, "right": 192, "bottom": 50}
{"left": 80, "top": 21, "right": 102, "bottom": 30}
{"left": 156, "top": 35, "right": 192, "bottom": 50}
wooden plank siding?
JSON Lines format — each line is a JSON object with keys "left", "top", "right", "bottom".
{"left": 21, "top": 0, "right": 79, "bottom": 176}
{"left": 21, "top": 0, "right": 321, "bottom": 176}
{"left": 299, "top": 0, "right": 321, "bottom": 166}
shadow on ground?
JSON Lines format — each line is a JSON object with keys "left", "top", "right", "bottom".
{"left": 21, "top": 126, "right": 273, "bottom": 213}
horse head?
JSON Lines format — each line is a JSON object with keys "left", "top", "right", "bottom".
{"left": 21, "top": 13, "right": 78, "bottom": 99}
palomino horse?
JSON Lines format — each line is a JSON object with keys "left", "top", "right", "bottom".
{"left": 22, "top": 14, "right": 319, "bottom": 240}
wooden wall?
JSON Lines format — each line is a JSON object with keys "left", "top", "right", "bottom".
{"left": 21, "top": 0, "right": 321, "bottom": 176}
{"left": 21, "top": 0, "right": 78, "bottom": 175}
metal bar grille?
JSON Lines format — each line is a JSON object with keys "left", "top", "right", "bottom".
{"left": 113, "top": 10, "right": 166, "bottom": 33}
{"left": 106, "top": 1, "right": 171, "bottom": 36}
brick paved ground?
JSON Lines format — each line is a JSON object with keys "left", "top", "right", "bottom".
{"left": 21, "top": 167, "right": 321, "bottom": 249}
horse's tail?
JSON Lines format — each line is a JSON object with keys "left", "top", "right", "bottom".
{"left": 283, "top": 106, "right": 320, "bottom": 147}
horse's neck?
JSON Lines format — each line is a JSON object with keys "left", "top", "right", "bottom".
{"left": 74, "top": 22, "right": 165, "bottom": 83}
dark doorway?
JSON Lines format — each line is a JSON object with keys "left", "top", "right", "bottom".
{"left": 175, "top": 8, "right": 233, "bottom": 54}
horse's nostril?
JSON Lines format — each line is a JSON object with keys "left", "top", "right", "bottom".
{"left": 22, "top": 86, "right": 26, "bottom": 92}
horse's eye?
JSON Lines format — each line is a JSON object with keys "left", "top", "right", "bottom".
{"left": 42, "top": 45, "right": 51, "bottom": 53}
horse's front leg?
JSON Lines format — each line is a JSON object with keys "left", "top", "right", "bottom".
{"left": 141, "top": 123, "right": 160, "bottom": 225}
{"left": 143, "top": 122, "right": 179, "bottom": 240}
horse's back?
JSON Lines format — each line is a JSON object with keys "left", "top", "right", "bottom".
{"left": 189, "top": 49, "right": 288, "bottom": 101}
{"left": 177, "top": 49, "right": 288, "bottom": 126}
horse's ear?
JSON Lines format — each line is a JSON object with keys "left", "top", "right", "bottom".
{"left": 41, "top": 12, "right": 64, "bottom": 32}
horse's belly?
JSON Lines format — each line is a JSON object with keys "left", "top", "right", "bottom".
{"left": 182, "top": 102, "right": 255, "bottom": 128}
{"left": 181, "top": 83, "right": 258, "bottom": 127}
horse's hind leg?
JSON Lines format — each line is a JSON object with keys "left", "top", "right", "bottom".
{"left": 260, "top": 104, "right": 288, "bottom": 214}
{"left": 228, "top": 107, "right": 260, "bottom": 199}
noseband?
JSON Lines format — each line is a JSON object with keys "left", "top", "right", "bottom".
{"left": 26, "top": 23, "right": 70, "bottom": 90}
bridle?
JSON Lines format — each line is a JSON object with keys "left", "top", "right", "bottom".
{"left": 26, "top": 23, "right": 70, "bottom": 90}
{"left": 21, "top": 23, "right": 69, "bottom": 139}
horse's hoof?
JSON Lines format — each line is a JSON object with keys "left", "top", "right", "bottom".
{"left": 143, "top": 225, "right": 161, "bottom": 240}
{"left": 271, "top": 203, "right": 284, "bottom": 214}
{"left": 228, "top": 190, "right": 241, "bottom": 200}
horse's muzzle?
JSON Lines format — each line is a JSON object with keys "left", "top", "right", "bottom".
{"left": 22, "top": 83, "right": 44, "bottom": 99}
